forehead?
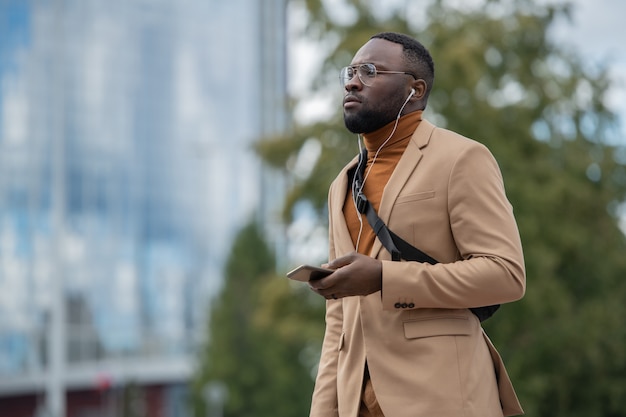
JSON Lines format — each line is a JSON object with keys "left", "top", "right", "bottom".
{"left": 351, "top": 38, "right": 404, "bottom": 67}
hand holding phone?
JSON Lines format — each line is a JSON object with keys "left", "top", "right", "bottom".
{"left": 286, "top": 265, "right": 333, "bottom": 282}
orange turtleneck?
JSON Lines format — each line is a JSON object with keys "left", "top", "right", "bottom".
{"left": 342, "top": 110, "right": 423, "bottom": 255}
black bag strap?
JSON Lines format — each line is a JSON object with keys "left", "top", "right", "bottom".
{"left": 351, "top": 149, "right": 500, "bottom": 322}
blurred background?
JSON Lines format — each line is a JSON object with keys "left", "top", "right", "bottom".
{"left": 0, "top": 0, "right": 625, "bottom": 417}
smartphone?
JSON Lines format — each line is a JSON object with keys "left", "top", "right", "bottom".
{"left": 286, "top": 265, "right": 333, "bottom": 282}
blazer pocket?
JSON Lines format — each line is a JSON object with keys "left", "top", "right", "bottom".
{"left": 395, "top": 190, "right": 435, "bottom": 205}
{"left": 403, "top": 316, "right": 470, "bottom": 339}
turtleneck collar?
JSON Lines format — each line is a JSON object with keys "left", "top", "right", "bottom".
{"left": 362, "top": 110, "right": 423, "bottom": 152}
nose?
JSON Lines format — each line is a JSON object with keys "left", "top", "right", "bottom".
{"left": 344, "top": 72, "right": 363, "bottom": 92}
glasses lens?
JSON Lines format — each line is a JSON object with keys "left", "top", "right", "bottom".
{"left": 339, "top": 66, "right": 352, "bottom": 86}
{"left": 360, "top": 63, "right": 376, "bottom": 77}
{"left": 339, "top": 64, "right": 377, "bottom": 87}
{"left": 358, "top": 64, "right": 376, "bottom": 86}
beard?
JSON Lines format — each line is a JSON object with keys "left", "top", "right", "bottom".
{"left": 343, "top": 92, "right": 407, "bottom": 134}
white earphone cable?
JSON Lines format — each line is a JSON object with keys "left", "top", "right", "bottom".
{"left": 351, "top": 90, "right": 413, "bottom": 252}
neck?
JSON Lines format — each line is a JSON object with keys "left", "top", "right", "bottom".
{"left": 362, "top": 110, "right": 423, "bottom": 152}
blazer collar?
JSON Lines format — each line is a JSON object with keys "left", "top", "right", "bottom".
{"left": 330, "top": 153, "right": 360, "bottom": 255}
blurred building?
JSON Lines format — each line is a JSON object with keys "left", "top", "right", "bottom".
{"left": 0, "top": 0, "right": 287, "bottom": 416}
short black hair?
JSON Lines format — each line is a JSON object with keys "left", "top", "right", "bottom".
{"left": 371, "top": 32, "right": 435, "bottom": 103}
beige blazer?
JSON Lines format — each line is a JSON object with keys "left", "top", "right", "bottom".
{"left": 310, "top": 120, "right": 526, "bottom": 417}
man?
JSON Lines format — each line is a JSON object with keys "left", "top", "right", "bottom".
{"left": 308, "top": 32, "right": 526, "bottom": 417}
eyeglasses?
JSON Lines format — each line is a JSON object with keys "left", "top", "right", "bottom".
{"left": 339, "top": 63, "right": 417, "bottom": 87}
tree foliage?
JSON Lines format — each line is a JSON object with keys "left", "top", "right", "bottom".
{"left": 256, "top": 0, "right": 626, "bottom": 416}
{"left": 190, "top": 221, "right": 325, "bottom": 417}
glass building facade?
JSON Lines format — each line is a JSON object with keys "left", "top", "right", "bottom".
{"left": 0, "top": 0, "right": 287, "bottom": 415}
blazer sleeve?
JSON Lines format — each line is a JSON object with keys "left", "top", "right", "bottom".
{"left": 381, "top": 142, "right": 525, "bottom": 310}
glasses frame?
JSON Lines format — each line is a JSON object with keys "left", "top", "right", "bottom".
{"left": 339, "top": 63, "right": 417, "bottom": 87}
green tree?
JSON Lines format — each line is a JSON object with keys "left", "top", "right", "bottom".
{"left": 190, "top": 221, "right": 324, "bottom": 417}
{"left": 256, "top": 1, "right": 626, "bottom": 416}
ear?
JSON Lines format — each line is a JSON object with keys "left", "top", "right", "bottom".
{"left": 411, "top": 79, "right": 428, "bottom": 101}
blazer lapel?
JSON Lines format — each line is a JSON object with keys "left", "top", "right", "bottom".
{"left": 371, "top": 120, "right": 436, "bottom": 258}
{"left": 330, "top": 155, "right": 359, "bottom": 256}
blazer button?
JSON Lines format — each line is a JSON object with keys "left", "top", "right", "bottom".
{"left": 401, "top": 303, "right": 408, "bottom": 308}
{"left": 394, "top": 302, "right": 402, "bottom": 309}
{"left": 408, "top": 303, "right": 415, "bottom": 308}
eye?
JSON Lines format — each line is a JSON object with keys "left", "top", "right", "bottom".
{"left": 361, "top": 64, "right": 376, "bottom": 77}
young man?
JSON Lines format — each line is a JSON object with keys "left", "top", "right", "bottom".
{"left": 308, "top": 32, "right": 526, "bottom": 417}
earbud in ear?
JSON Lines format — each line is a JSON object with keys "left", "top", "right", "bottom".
{"left": 411, "top": 88, "right": 416, "bottom": 96}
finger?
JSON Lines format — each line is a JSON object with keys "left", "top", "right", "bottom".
{"left": 309, "top": 273, "right": 336, "bottom": 290}
{"left": 309, "top": 285, "right": 337, "bottom": 300}
{"left": 308, "top": 284, "right": 330, "bottom": 297}
{"left": 323, "top": 292, "right": 338, "bottom": 300}
{"left": 326, "top": 253, "right": 356, "bottom": 269}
